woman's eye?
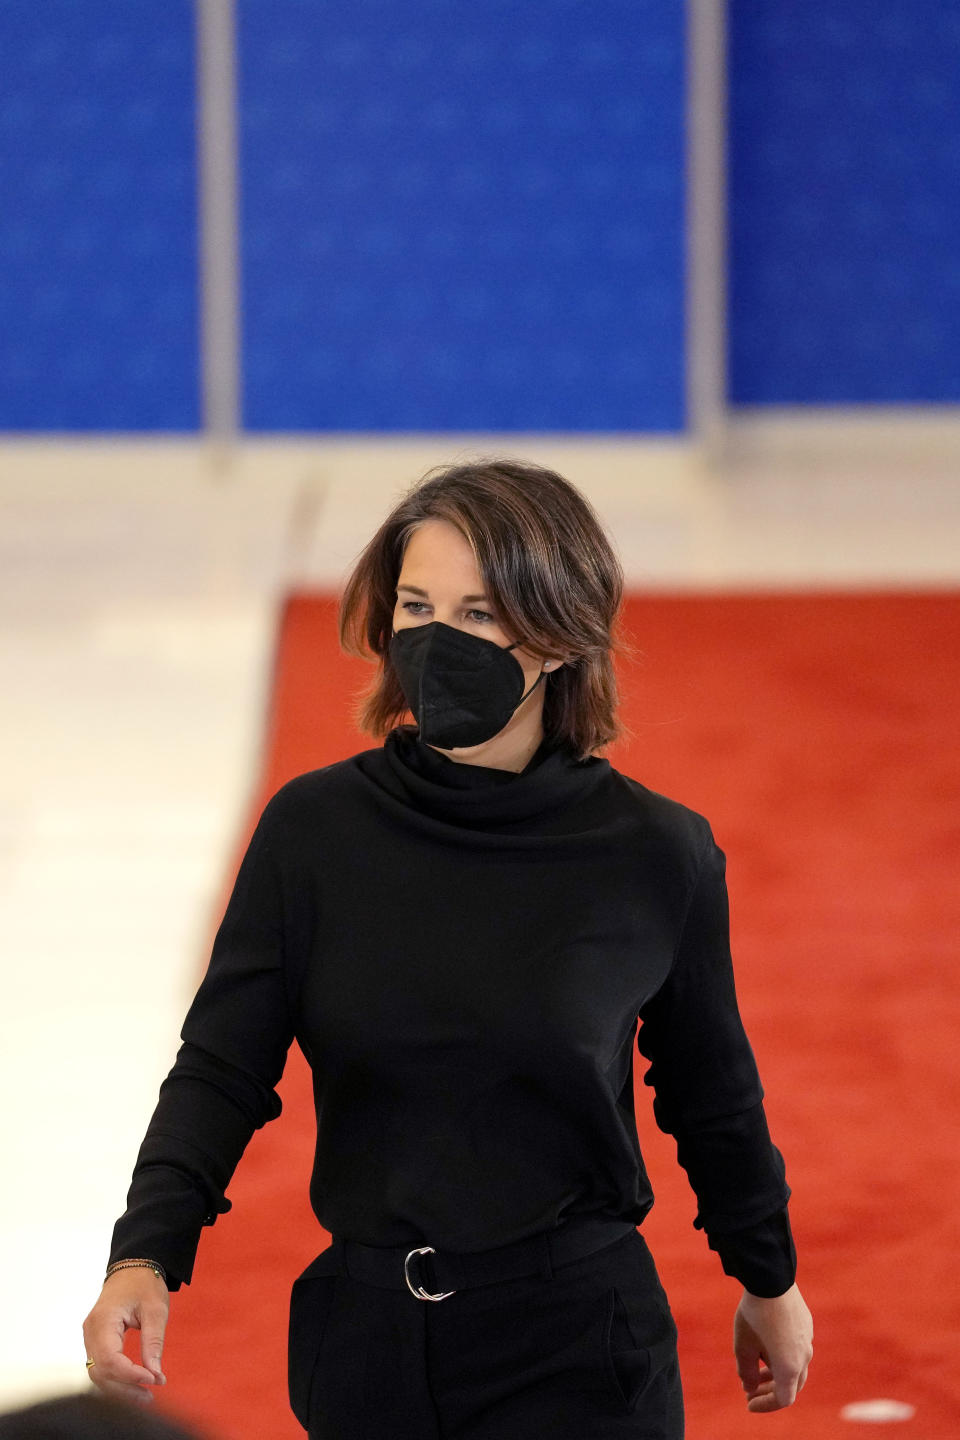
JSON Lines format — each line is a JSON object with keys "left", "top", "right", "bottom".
{"left": 399, "top": 601, "right": 495, "bottom": 623}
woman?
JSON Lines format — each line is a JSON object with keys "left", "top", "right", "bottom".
{"left": 83, "top": 458, "right": 812, "bottom": 1438}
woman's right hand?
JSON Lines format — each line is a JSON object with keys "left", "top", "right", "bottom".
{"left": 82, "top": 1267, "right": 170, "bottom": 1405}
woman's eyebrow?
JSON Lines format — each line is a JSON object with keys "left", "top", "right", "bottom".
{"left": 396, "top": 584, "right": 490, "bottom": 602}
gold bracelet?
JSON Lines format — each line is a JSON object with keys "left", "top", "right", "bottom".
{"left": 104, "top": 1258, "right": 167, "bottom": 1285}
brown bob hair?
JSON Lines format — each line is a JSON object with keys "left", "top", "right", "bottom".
{"left": 338, "top": 456, "right": 637, "bottom": 761}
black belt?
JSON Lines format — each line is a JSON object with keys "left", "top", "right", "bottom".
{"left": 329, "top": 1214, "right": 639, "bottom": 1301}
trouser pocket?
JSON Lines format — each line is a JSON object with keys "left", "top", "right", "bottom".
{"left": 600, "top": 1281, "right": 679, "bottom": 1415}
{"left": 288, "top": 1248, "right": 340, "bottom": 1430}
{"left": 593, "top": 1230, "right": 681, "bottom": 1423}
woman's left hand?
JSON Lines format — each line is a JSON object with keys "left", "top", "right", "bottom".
{"left": 734, "top": 1282, "right": 813, "bottom": 1412}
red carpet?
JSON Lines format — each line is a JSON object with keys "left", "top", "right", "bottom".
{"left": 148, "top": 590, "right": 960, "bottom": 1439}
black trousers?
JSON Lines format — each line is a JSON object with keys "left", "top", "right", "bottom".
{"left": 288, "top": 1221, "right": 684, "bottom": 1439}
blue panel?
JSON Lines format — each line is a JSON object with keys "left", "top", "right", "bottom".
{"left": 239, "top": 0, "right": 686, "bottom": 432}
{"left": 0, "top": 1, "right": 199, "bottom": 430}
{"left": 729, "top": 2, "right": 960, "bottom": 404}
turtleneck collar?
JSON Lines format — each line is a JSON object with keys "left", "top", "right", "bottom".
{"left": 366, "top": 723, "right": 614, "bottom": 832}
{"left": 394, "top": 724, "right": 552, "bottom": 788}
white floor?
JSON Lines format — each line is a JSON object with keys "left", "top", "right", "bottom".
{"left": 1, "top": 424, "right": 958, "bottom": 1411}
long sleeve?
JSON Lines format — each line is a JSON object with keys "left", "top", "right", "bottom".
{"left": 108, "top": 789, "right": 295, "bottom": 1290}
{"left": 636, "top": 821, "right": 797, "bottom": 1297}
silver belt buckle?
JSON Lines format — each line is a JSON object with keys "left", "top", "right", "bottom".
{"left": 404, "top": 1245, "right": 456, "bottom": 1300}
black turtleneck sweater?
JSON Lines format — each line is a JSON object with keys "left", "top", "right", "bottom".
{"left": 108, "top": 725, "right": 797, "bottom": 1297}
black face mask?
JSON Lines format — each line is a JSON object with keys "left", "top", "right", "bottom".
{"left": 389, "top": 621, "right": 548, "bottom": 748}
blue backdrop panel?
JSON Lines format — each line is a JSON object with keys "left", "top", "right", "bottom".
{"left": 728, "top": 2, "right": 960, "bottom": 404}
{"left": 0, "top": 1, "right": 199, "bottom": 430}
{"left": 239, "top": 0, "right": 685, "bottom": 432}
